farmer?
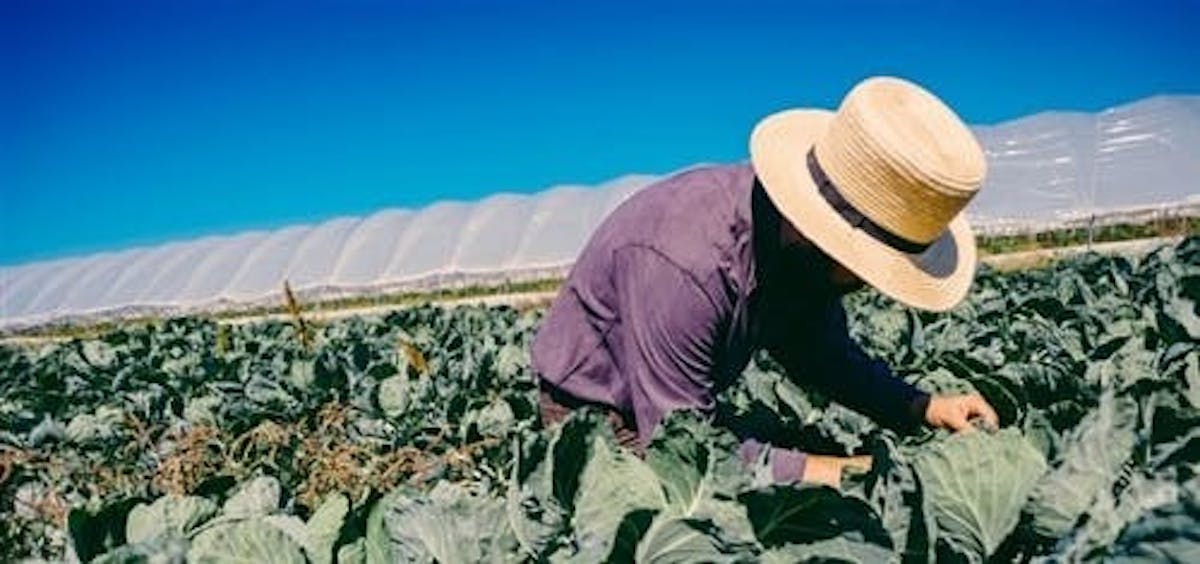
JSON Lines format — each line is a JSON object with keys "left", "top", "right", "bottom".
{"left": 531, "top": 76, "right": 999, "bottom": 487}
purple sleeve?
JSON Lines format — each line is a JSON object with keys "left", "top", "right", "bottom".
{"left": 767, "top": 299, "right": 929, "bottom": 433}
{"left": 739, "top": 438, "right": 808, "bottom": 483}
{"left": 612, "top": 245, "right": 807, "bottom": 483}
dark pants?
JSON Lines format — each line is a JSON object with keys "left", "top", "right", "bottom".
{"left": 538, "top": 380, "right": 642, "bottom": 452}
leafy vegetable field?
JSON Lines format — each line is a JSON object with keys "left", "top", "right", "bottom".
{"left": 1, "top": 237, "right": 1197, "bottom": 563}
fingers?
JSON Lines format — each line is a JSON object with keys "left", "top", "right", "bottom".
{"left": 946, "top": 409, "right": 973, "bottom": 433}
{"left": 802, "top": 455, "right": 846, "bottom": 488}
{"left": 927, "top": 394, "right": 1002, "bottom": 433}
{"left": 980, "top": 399, "right": 1000, "bottom": 428}
{"left": 801, "top": 455, "right": 875, "bottom": 489}
{"left": 949, "top": 395, "right": 991, "bottom": 433}
{"left": 844, "top": 455, "right": 873, "bottom": 472}
{"left": 967, "top": 394, "right": 1000, "bottom": 430}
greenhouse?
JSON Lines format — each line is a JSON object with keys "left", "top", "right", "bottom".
{"left": 2, "top": 95, "right": 1198, "bottom": 330}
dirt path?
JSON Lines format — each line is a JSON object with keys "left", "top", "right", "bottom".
{"left": 1, "top": 236, "right": 1184, "bottom": 347}
{"left": 979, "top": 236, "right": 1179, "bottom": 271}
{"left": 219, "top": 290, "right": 559, "bottom": 328}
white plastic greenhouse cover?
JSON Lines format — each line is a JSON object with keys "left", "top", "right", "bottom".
{"left": 3, "top": 95, "right": 1198, "bottom": 330}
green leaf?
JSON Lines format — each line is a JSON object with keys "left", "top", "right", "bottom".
{"left": 126, "top": 495, "right": 219, "bottom": 544}
{"left": 223, "top": 476, "right": 282, "bottom": 519}
{"left": 262, "top": 515, "right": 310, "bottom": 556}
{"left": 256, "top": 496, "right": 348, "bottom": 563}
{"left": 1108, "top": 483, "right": 1200, "bottom": 562}
{"left": 466, "top": 398, "right": 516, "bottom": 439}
{"left": 606, "top": 508, "right": 659, "bottom": 563}
{"left": 363, "top": 496, "right": 393, "bottom": 564}
{"left": 551, "top": 413, "right": 598, "bottom": 510}
{"left": 1158, "top": 297, "right": 1200, "bottom": 345}
{"left": 375, "top": 481, "right": 513, "bottom": 562}
{"left": 28, "top": 414, "right": 65, "bottom": 446}
{"left": 911, "top": 368, "right": 978, "bottom": 396}
{"left": 739, "top": 485, "right": 893, "bottom": 551}
{"left": 633, "top": 516, "right": 757, "bottom": 563}
{"left": 841, "top": 434, "right": 935, "bottom": 563}
{"left": 1025, "top": 392, "right": 1139, "bottom": 537}
{"left": 913, "top": 428, "right": 1047, "bottom": 560}
{"left": 64, "top": 405, "right": 125, "bottom": 445}
{"left": 1058, "top": 473, "right": 1183, "bottom": 559}
{"left": 183, "top": 395, "right": 224, "bottom": 426}
{"left": 493, "top": 343, "right": 528, "bottom": 381}
{"left": 1175, "top": 349, "right": 1200, "bottom": 410}
{"left": 759, "top": 537, "right": 895, "bottom": 563}
{"left": 645, "top": 413, "right": 755, "bottom": 541}
{"left": 337, "top": 538, "right": 367, "bottom": 564}
{"left": 304, "top": 493, "right": 349, "bottom": 564}
{"left": 377, "top": 375, "right": 409, "bottom": 418}
{"left": 774, "top": 377, "right": 818, "bottom": 423}
{"left": 572, "top": 432, "right": 666, "bottom": 559}
{"left": 505, "top": 416, "right": 597, "bottom": 558}
{"left": 506, "top": 446, "right": 566, "bottom": 558}
{"left": 188, "top": 519, "right": 307, "bottom": 564}
{"left": 67, "top": 498, "right": 145, "bottom": 562}
{"left": 91, "top": 535, "right": 191, "bottom": 564}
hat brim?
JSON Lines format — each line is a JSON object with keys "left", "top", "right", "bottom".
{"left": 750, "top": 109, "right": 977, "bottom": 312}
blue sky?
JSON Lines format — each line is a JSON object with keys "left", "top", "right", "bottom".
{"left": 2, "top": 0, "right": 1198, "bottom": 266}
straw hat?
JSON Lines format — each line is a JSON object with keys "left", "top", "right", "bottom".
{"left": 749, "top": 76, "right": 987, "bottom": 312}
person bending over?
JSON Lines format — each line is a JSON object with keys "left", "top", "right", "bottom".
{"left": 532, "top": 76, "right": 998, "bottom": 487}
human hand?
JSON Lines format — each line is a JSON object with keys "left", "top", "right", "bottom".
{"left": 923, "top": 394, "right": 999, "bottom": 433}
{"left": 802, "top": 455, "right": 872, "bottom": 488}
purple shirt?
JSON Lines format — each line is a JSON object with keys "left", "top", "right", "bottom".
{"left": 531, "top": 163, "right": 928, "bottom": 482}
